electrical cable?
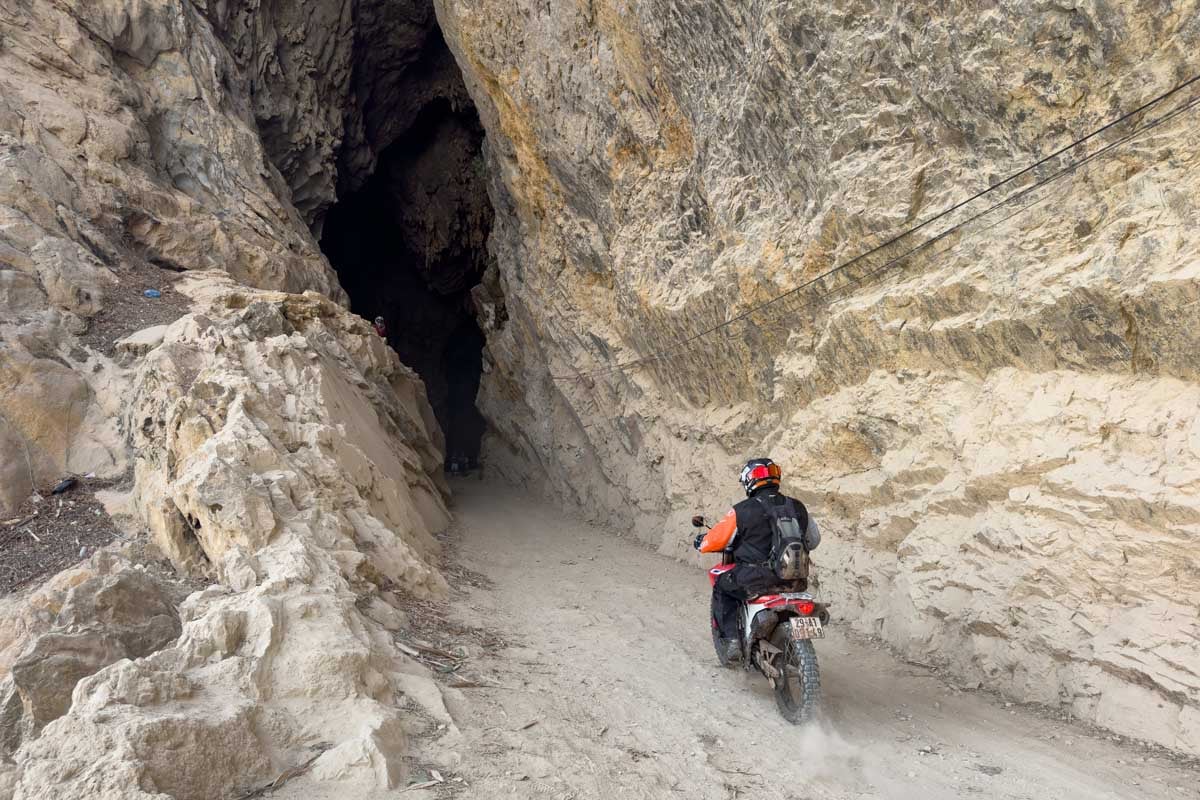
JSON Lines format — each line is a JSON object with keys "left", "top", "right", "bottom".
{"left": 551, "top": 72, "right": 1200, "bottom": 383}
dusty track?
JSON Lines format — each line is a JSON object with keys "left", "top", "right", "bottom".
{"left": 426, "top": 482, "right": 1197, "bottom": 799}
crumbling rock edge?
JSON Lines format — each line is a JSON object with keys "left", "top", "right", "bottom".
{"left": 2, "top": 275, "right": 459, "bottom": 799}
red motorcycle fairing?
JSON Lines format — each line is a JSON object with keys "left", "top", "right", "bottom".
{"left": 707, "top": 563, "right": 736, "bottom": 586}
{"left": 697, "top": 526, "right": 823, "bottom": 723}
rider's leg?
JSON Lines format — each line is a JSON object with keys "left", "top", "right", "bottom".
{"left": 711, "top": 577, "right": 744, "bottom": 640}
{"left": 710, "top": 580, "right": 744, "bottom": 664}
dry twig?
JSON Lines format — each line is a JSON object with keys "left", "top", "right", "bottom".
{"left": 233, "top": 744, "right": 330, "bottom": 799}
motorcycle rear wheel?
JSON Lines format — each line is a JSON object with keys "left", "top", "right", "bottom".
{"left": 770, "top": 622, "right": 821, "bottom": 723}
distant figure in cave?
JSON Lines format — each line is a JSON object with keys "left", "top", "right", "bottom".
{"left": 373, "top": 315, "right": 387, "bottom": 338}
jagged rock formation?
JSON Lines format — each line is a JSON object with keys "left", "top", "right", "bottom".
{"left": 3, "top": 276, "right": 454, "bottom": 798}
{"left": 2, "top": 569, "right": 181, "bottom": 753}
{"left": 202, "top": 0, "right": 472, "bottom": 225}
{"left": 2, "top": 3, "right": 1199, "bottom": 798}
{"left": 434, "top": 1, "right": 1200, "bottom": 753}
{"left": 0, "top": 1, "right": 461, "bottom": 792}
{"left": 0, "top": 0, "right": 343, "bottom": 515}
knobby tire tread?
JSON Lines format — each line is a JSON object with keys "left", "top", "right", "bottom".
{"left": 770, "top": 622, "right": 821, "bottom": 724}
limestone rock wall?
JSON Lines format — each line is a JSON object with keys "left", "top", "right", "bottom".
{"left": 0, "top": 0, "right": 348, "bottom": 513}
{"left": 1, "top": 1, "right": 463, "bottom": 795}
{"left": 6, "top": 276, "right": 455, "bottom": 798}
{"left": 434, "top": 0, "right": 1200, "bottom": 753}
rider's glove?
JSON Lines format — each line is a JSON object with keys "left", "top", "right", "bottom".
{"left": 693, "top": 532, "right": 705, "bottom": 551}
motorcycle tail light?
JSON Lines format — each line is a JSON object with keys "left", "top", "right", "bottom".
{"left": 793, "top": 600, "right": 814, "bottom": 615}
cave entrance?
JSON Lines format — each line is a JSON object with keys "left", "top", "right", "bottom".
{"left": 320, "top": 92, "right": 492, "bottom": 469}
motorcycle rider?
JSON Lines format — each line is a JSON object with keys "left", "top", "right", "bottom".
{"left": 693, "top": 458, "right": 821, "bottom": 664}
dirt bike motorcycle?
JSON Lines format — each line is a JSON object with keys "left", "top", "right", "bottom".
{"left": 691, "top": 514, "right": 830, "bottom": 723}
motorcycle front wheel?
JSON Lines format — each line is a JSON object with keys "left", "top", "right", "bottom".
{"left": 770, "top": 622, "right": 821, "bottom": 723}
{"left": 710, "top": 594, "right": 738, "bottom": 667}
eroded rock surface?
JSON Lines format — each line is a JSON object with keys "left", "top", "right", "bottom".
{"left": 2, "top": 2, "right": 1199, "bottom": 798}
{"left": 0, "top": 0, "right": 344, "bottom": 514}
{"left": 434, "top": 0, "right": 1200, "bottom": 753}
{"left": 1, "top": 0, "right": 463, "bottom": 795}
{"left": 204, "top": 0, "right": 475, "bottom": 224}
{"left": 6, "top": 277, "right": 453, "bottom": 799}
{"left": 2, "top": 569, "right": 180, "bottom": 750}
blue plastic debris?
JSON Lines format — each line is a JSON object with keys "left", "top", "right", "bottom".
{"left": 143, "top": 289, "right": 162, "bottom": 298}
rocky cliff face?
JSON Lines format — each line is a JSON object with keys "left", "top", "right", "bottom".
{"left": 11, "top": 277, "right": 453, "bottom": 799}
{"left": 2, "top": 273, "right": 456, "bottom": 798}
{"left": 2, "top": 0, "right": 1199, "bottom": 795}
{"left": 0, "top": 0, "right": 347, "bottom": 515}
{"left": 1, "top": 1, "right": 460, "bottom": 796}
{"left": 434, "top": 0, "right": 1200, "bottom": 753}
{"left": 201, "top": 0, "right": 472, "bottom": 225}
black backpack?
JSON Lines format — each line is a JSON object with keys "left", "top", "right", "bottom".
{"left": 755, "top": 494, "right": 810, "bottom": 582}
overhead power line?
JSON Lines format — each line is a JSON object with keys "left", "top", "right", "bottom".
{"left": 552, "top": 71, "right": 1200, "bottom": 383}
{"left": 740, "top": 89, "right": 1200, "bottom": 330}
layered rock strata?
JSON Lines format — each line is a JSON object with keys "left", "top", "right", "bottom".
{"left": 434, "top": 0, "right": 1200, "bottom": 753}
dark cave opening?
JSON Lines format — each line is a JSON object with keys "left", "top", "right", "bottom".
{"left": 321, "top": 92, "right": 492, "bottom": 467}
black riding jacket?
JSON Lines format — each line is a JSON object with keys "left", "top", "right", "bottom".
{"left": 732, "top": 489, "right": 808, "bottom": 564}
{"left": 697, "top": 488, "right": 821, "bottom": 557}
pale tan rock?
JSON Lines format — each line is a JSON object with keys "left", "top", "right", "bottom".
{"left": 0, "top": 568, "right": 95, "bottom": 679}
{"left": 309, "top": 715, "right": 408, "bottom": 790}
{"left": 361, "top": 597, "right": 406, "bottom": 631}
{"left": 1, "top": 570, "right": 181, "bottom": 753}
{"left": 0, "top": 338, "right": 127, "bottom": 513}
{"left": 113, "top": 326, "right": 168, "bottom": 362}
{"left": 0, "top": 273, "right": 46, "bottom": 314}
{"left": 8, "top": 276, "right": 451, "bottom": 796}
{"left": 0, "top": 1, "right": 459, "bottom": 795}
{"left": 0, "top": 353, "right": 88, "bottom": 512}
{"left": 435, "top": 0, "right": 1200, "bottom": 754}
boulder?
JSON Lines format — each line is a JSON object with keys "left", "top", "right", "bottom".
{"left": 1, "top": 571, "right": 180, "bottom": 752}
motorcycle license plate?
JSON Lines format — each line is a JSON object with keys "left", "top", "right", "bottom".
{"left": 791, "top": 617, "right": 824, "bottom": 640}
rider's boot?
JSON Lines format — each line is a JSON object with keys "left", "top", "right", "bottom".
{"left": 718, "top": 637, "right": 742, "bottom": 665}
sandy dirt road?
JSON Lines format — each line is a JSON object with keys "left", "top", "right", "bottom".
{"left": 414, "top": 482, "right": 1199, "bottom": 800}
